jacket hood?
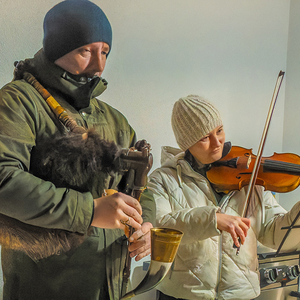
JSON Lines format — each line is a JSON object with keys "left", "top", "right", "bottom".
{"left": 160, "top": 146, "right": 184, "bottom": 169}
{"left": 16, "top": 49, "right": 108, "bottom": 110}
{"left": 159, "top": 146, "right": 198, "bottom": 182}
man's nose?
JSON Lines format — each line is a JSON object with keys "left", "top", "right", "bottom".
{"left": 93, "top": 52, "right": 106, "bottom": 73}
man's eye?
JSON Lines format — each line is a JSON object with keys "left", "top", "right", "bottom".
{"left": 79, "top": 49, "right": 91, "bottom": 56}
{"left": 200, "top": 136, "right": 208, "bottom": 142}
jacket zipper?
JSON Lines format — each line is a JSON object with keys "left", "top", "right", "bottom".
{"left": 79, "top": 111, "right": 89, "bottom": 129}
{"left": 177, "top": 161, "right": 235, "bottom": 299}
{"left": 197, "top": 174, "right": 231, "bottom": 299}
{"left": 214, "top": 191, "right": 235, "bottom": 299}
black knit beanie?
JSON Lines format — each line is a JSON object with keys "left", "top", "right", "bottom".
{"left": 43, "top": 0, "right": 112, "bottom": 62}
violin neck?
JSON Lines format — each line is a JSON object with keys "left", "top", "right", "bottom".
{"left": 263, "top": 159, "right": 300, "bottom": 176}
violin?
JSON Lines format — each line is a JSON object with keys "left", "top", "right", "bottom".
{"left": 207, "top": 145, "right": 300, "bottom": 194}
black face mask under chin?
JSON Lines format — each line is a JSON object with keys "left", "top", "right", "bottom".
{"left": 61, "top": 72, "right": 102, "bottom": 110}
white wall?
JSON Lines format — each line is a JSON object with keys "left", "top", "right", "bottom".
{"left": 281, "top": 0, "right": 300, "bottom": 211}
{"left": 0, "top": 0, "right": 291, "bottom": 169}
{"left": 1, "top": 0, "right": 299, "bottom": 298}
{"left": 99, "top": 0, "right": 290, "bottom": 165}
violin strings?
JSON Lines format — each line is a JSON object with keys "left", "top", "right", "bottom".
{"left": 263, "top": 159, "right": 300, "bottom": 175}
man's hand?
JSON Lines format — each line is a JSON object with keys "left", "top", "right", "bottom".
{"left": 128, "top": 222, "right": 153, "bottom": 261}
{"left": 91, "top": 192, "right": 143, "bottom": 231}
{"left": 216, "top": 212, "right": 251, "bottom": 248}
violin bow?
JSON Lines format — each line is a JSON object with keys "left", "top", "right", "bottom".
{"left": 235, "top": 71, "right": 285, "bottom": 255}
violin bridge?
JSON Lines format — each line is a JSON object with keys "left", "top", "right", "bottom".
{"left": 247, "top": 156, "right": 251, "bottom": 169}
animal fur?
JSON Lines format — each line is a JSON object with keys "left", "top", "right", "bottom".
{"left": 0, "top": 129, "right": 120, "bottom": 261}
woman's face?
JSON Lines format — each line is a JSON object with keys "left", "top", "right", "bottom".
{"left": 189, "top": 125, "right": 225, "bottom": 164}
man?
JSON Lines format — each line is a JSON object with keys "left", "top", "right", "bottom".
{"left": 0, "top": 0, "right": 155, "bottom": 299}
{"left": 141, "top": 95, "right": 300, "bottom": 300}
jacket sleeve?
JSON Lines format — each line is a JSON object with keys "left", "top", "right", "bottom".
{"left": 258, "top": 191, "right": 300, "bottom": 252}
{"left": 0, "top": 82, "right": 93, "bottom": 234}
{"left": 142, "top": 169, "right": 220, "bottom": 244}
{"left": 140, "top": 187, "right": 156, "bottom": 226}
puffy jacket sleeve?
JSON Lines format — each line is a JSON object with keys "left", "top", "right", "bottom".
{"left": 142, "top": 167, "right": 220, "bottom": 244}
{"left": 258, "top": 191, "right": 300, "bottom": 251}
{"left": 139, "top": 188, "right": 156, "bottom": 226}
{"left": 0, "top": 81, "right": 93, "bottom": 233}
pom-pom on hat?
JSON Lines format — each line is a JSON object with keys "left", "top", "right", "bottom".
{"left": 171, "top": 95, "right": 222, "bottom": 151}
{"left": 43, "top": 0, "right": 112, "bottom": 62}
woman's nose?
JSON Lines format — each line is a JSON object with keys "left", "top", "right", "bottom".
{"left": 211, "top": 134, "right": 222, "bottom": 147}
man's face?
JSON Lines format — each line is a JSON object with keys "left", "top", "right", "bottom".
{"left": 54, "top": 42, "right": 110, "bottom": 78}
{"left": 188, "top": 125, "right": 225, "bottom": 164}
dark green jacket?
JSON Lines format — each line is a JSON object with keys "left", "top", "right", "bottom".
{"left": 0, "top": 50, "right": 155, "bottom": 300}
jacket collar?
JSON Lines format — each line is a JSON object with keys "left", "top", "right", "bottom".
{"left": 25, "top": 49, "right": 108, "bottom": 110}
{"left": 160, "top": 142, "right": 232, "bottom": 176}
{"left": 185, "top": 141, "right": 232, "bottom": 174}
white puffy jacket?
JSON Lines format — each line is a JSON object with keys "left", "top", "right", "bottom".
{"left": 143, "top": 146, "right": 300, "bottom": 300}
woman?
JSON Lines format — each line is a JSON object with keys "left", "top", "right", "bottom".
{"left": 141, "top": 95, "right": 300, "bottom": 300}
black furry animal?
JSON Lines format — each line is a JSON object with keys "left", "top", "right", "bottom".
{"left": 0, "top": 129, "right": 120, "bottom": 261}
{"left": 31, "top": 129, "right": 119, "bottom": 192}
